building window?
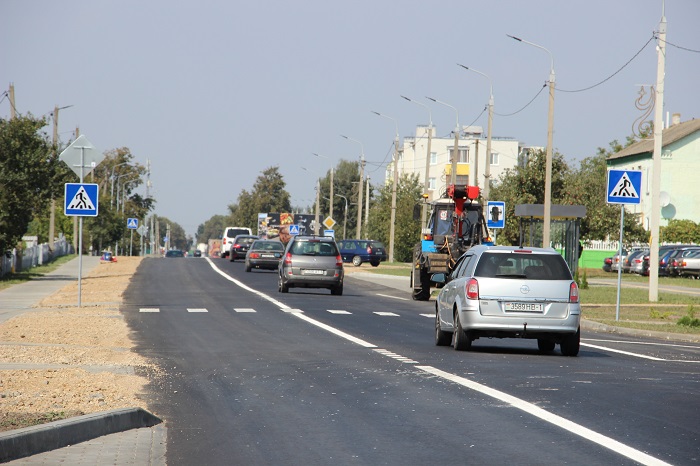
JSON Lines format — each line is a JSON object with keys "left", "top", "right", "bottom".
{"left": 428, "top": 177, "right": 436, "bottom": 191}
{"left": 490, "top": 152, "right": 499, "bottom": 165}
{"left": 448, "top": 147, "right": 469, "bottom": 163}
{"left": 430, "top": 152, "right": 437, "bottom": 165}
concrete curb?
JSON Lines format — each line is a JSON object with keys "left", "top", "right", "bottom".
{"left": 0, "top": 407, "right": 161, "bottom": 463}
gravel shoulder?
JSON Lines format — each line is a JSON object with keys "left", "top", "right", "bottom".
{"left": 0, "top": 257, "right": 154, "bottom": 432}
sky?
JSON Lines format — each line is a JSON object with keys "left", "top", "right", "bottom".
{"left": 2, "top": 0, "right": 699, "bottom": 239}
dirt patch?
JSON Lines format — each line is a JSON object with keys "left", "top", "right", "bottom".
{"left": 0, "top": 257, "right": 155, "bottom": 432}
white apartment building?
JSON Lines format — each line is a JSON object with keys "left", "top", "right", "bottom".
{"left": 388, "top": 125, "right": 531, "bottom": 201}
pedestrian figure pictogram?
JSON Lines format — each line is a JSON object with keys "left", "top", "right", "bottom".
{"left": 610, "top": 172, "right": 638, "bottom": 198}
{"left": 68, "top": 186, "right": 95, "bottom": 210}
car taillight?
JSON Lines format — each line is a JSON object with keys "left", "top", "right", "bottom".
{"left": 569, "top": 282, "right": 579, "bottom": 303}
{"left": 233, "top": 244, "right": 241, "bottom": 249}
{"left": 465, "top": 278, "right": 479, "bottom": 299}
{"left": 424, "top": 234, "right": 433, "bottom": 241}
{"left": 223, "top": 238, "right": 227, "bottom": 244}
{"left": 682, "top": 260, "right": 687, "bottom": 267}
{"left": 336, "top": 254, "right": 343, "bottom": 266}
{"left": 284, "top": 252, "right": 292, "bottom": 265}
{"left": 250, "top": 252, "right": 260, "bottom": 259}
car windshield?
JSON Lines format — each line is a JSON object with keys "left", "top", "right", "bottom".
{"left": 166, "top": 250, "right": 184, "bottom": 257}
{"left": 474, "top": 251, "right": 572, "bottom": 280}
{"left": 291, "top": 241, "right": 337, "bottom": 256}
{"left": 227, "top": 229, "right": 249, "bottom": 238}
{"left": 237, "top": 237, "right": 256, "bottom": 245}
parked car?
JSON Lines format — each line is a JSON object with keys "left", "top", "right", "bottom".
{"left": 623, "top": 249, "right": 648, "bottom": 274}
{"left": 602, "top": 257, "right": 613, "bottom": 272}
{"left": 278, "top": 235, "right": 344, "bottom": 295}
{"left": 229, "top": 235, "right": 259, "bottom": 261}
{"left": 165, "top": 249, "right": 184, "bottom": 258}
{"left": 245, "top": 240, "right": 285, "bottom": 272}
{"left": 665, "top": 247, "right": 700, "bottom": 277}
{"left": 641, "top": 245, "right": 698, "bottom": 276}
{"left": 433, "top": 245, "right": 581, "bottom": 356}
{"left": 337, "top": 239, "right": 387, "bottom": 267}
{"left": 193, "top": 250, "right": 202, "bottom": 257}
{"left": 220, "top": 226, "right": 253, "bottom": 258}
{"left": 679, "top": 249, "right": 700, "bottom": 278}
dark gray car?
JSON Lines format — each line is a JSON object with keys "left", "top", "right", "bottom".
{"left": 278, "top": 235, "right": 344, "bottom": 295}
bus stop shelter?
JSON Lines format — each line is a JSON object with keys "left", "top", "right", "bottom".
{"left": 515, "top": 204, "right": 586, "bottom": 275}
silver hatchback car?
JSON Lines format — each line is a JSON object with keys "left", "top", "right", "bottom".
{"left": 278, "top": 235, "right": 344, "bottom": 295}
{"left": 434, "top": 245, "right": 581, "bottom": 356}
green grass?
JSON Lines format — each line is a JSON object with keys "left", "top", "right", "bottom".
{"left": 0, "top": 254, "right": 77, "bottom": 292}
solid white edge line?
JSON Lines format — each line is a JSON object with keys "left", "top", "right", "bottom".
{"left": 205, "top": 257, "right": 669, "bottom": 465}
{"left": 376, "top": 293, "right": 409, "bottom": 301}
{"left": 580, "top": 343, "right": 699, "bottom": 362}
{"left": 416, "top": 365, "right": 671, "bottom": 466}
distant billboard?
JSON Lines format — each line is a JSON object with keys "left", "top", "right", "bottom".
{"left": 258, "top": 213, "right": 316, "bottom": 239}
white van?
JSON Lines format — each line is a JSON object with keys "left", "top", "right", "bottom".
{"left": 221, "top": 226, "right": 253, "bottom": 258}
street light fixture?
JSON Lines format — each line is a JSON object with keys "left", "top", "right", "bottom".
{"left": 507, "top": 34, "right": 555, "bottom": 247}
{"left": 401, "top": 95, "right": 433, "bottom": 230}
{"left": 341, "top": 135, "right": 365, "bottom": 239}
{"left": 371, "top": 110, "right": 400, "bottom": 263}
{"left": 457, "top": 64, "right": 494, "bottom": 203}
{"left": 426, "top": 97, "right": 460, "bottom": 187}
{"left": 110, "top": 162, "right": 130, "bottom": 207}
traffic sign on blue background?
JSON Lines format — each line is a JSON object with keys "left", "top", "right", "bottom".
{"left": 607, "top": 170, "right": 642, "bottom": 205}
{"left": 64, "top": 183, "right": 99, "bottom": 216}
{"left": 127, "top": 218, "right": 138, "bottom": 229}
{"left": 288, "top": 225, "right": 300, "bottom": 235}
{"left": 486, "top": 201, "right": 506, "bottom": 229}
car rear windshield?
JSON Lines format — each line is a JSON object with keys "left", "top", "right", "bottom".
{"left": 227, "top": 229, "right": 250, "bottom": 238}
{"left": 253, "top": 241, "right": 284, "bottom": 251}
{"left": 291, "top": 240, "right": 338, "bottom": 256}
{"left": 237, "top": 237, "right": 256, "bottom": 245}
{"left": 474, "top": 252, "right": 572, "bottom": 280}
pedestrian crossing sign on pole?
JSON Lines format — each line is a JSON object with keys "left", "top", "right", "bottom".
{"left": 64, "top": 183, "right": 99, "bottom": 216}
{"left": 606, "top": 170, "right": 642, "bottom": 205}
{"left": 288, "top": 224, "right": 300, "bottom": 235}
{"left": 127, "top": 218, "right": 138, "bottom": 229}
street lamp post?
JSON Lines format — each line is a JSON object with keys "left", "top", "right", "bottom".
{"left": 49, "top": 104, "right": 74, "bottom": 251}
{"left": 341, "top": 135, "right": 365, "bottom": 239}
{"left": 335, "top": 194, "right": 348, "bottom": 240}
{"left": 508, "top": 34, "right": 555, "bottom": 247}
{"left": 110, "top": 162, "right": 130, "bottom": 208}
{"left": 458, "top": 64, "right": 493, "bottom": 203}
{"left": 313, "top": 153, "right": 334, "bottom": 221}
{"left": 372, "top": 111, "right": 400, "bottom": 263}
{"left": 301, "top": 167, "right": 322, "bottom": 235}
{"left": 427, "top": 97, "right": 460, "bottom": 187}
{"left": 401, "top": 95, "right": 433, "bottom": 230}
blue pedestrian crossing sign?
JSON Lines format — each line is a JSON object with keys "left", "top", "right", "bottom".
{"left": 486, "top": 201, "right": 506, "bottom": 229}
{"left": 127, "top": 218, "right": 138, "bottom": 229}
{"left": 288, "top": 224, "right": 300, "bottom": 235}
{"left": 607, "top": 170, "right": 642, "bottom": 205}
{"left": 64, "top": 183, "right": 99, "bottom": 217}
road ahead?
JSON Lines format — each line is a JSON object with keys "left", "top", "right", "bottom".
{"left": 122, "top": 257, "right": 700, "bottom": 465}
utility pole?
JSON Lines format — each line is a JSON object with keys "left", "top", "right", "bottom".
{"left": 373, "top": 110, "right": 400, "bottom": 261}
{"left": 9, "top": 83, "right": 16, "bottom": 119}
{"left": 649, "top": 5, "right": 667, "bottom": 302}
{"left": 49, "top": 106, "right": 58, "bottom": 251}
{"left": 314, "top": 178, "right": 320, "bottom": 235}
{"left": 365, "top": 176, "right": 370, "bottom": 238}
{"left": 73, "top": 127, "right": 80, "bottom": 254}
{"left": 473, "top": 139, "right": 479, "bottom": 188}
{"left": 329, "top": 167, "right": 334, "bottom": 222}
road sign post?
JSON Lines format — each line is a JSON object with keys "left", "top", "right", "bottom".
{"left": 607, "top": 169, "right": 643, "bottom": 321}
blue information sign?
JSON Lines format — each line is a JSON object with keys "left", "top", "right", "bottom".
{"left": 64, "top": 183, "right": 99, "bottom": 217}
{"left": 486, "top": 201, "right": 506, "bottom": 229}
{"left": 607, "top": 170, "right": 642, "bottom": 205}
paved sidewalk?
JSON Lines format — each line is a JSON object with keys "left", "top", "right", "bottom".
{"left": 0, "top": 256, "right": 167, "bottom": 465}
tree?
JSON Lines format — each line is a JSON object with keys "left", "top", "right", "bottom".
{"left": 366, "top": 173, "right": 422, "bottom": 262}
{"left": 661, "top": 219, "right": 700, "bottom": 244}
{"left": 0, "top": 115, "right": 62, "bottom": 254}
{"left": 155, "top": 216, "right": 188, "bottom": 251}
{"left": 489, "top": 149, "right": 570, "bottom": 245}
{"left": 228, "top": 166, "right": 292, "bottom": 228}
{"left": 315, "top": 159, "right": 363, "bottom": 237}
{"left": 197, "top": 215, "right": 229, "bottom": 244}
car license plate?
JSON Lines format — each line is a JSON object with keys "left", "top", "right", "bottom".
{"left": 261, "top": 254, "right": 275, "bottom": 258}
{"left": 505, "top": 302, "right": 544, "bottom": 312}
{"left": 303, "top": 269, "right": 324, "bottom": 275}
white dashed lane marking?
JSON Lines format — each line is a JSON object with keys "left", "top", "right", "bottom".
{"left": 327, "top": 310, "right": 352, "bottom": 314}
{"left": 139, "top": 308, "right": 160, "bottom": 313}
{"left": 187, "top": 308, "right": 208, "bottom": 313}
{"left": 374, "top": 311, "right": 400, "bottom": 317}
{"left": 234, "top": 308, "right": 256, "bottom": 313}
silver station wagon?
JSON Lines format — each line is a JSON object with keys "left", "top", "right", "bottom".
{"left": 434, "top": 245, "right": 581, "bottom": 356}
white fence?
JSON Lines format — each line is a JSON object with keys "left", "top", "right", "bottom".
{"left": 0, "top": 238, "right": 74, "bottom": 278}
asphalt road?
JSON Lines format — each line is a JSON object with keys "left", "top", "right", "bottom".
{"left": 121, "top": 256, "right": 700, "bottom": 465}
